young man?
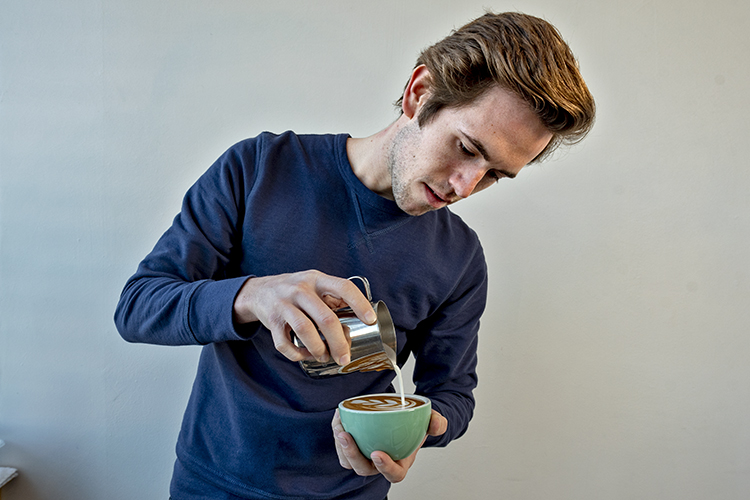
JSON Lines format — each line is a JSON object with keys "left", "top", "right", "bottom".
{"left": 115, "top": 11, "right": 595, "bottom": 500}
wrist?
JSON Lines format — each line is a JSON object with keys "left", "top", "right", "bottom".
{"left": 233, "top": 276, "right": 260, "bottom": 324}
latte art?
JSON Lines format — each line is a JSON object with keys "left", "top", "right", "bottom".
{"left": 341, "top": 394, "right": 425, "bottom": 412}
{"left": 339, "top": 351, "right": 393, "bottom": 374}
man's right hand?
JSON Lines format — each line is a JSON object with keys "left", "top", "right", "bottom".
{"left": 232, "top": 270, "right": 377, "bottom": 366}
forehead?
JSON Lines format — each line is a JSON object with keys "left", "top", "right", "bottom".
{"left": 457, "top": 86, "right": 541, "bottom": 130}
{"left": 445, "top": 87, "right": 552, "bottom": 167}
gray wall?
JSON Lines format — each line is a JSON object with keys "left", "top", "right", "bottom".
{"left": 1, "top": 1, "right": 748, "bottom": 499}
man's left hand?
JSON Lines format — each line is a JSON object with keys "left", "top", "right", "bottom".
{"left": 331, "top": 408, "right": 448, "bottom": 483}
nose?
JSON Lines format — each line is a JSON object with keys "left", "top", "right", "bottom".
{"left": 449, "top": 165, "right": 486, "bottom": 199}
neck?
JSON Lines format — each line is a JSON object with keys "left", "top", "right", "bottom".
{"left": 346, "top": 119, "right": 403, "bottom": 200}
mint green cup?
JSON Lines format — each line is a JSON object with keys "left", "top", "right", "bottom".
{"left": 338, "top": 393, "right": 431, "bottom": 461}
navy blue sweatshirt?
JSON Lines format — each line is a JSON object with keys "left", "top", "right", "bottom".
{"left": 115, "top": 132, "right": 487, "bottom": 499}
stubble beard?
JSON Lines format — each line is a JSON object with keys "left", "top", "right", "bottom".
{"left": 387, "top": 122, "right": 428, "bottom": 216}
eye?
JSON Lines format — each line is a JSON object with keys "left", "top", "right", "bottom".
{"left": 486, "top": 170, "right": 504, "bottom": 182}
{"left": 459, "top": 142, "right": 476, "bottom": 157}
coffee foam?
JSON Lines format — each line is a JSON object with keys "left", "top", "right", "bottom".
{"left": 339, "top": 351, "right": 392, "bottom": 373}
{"left": 341, "top": 394, "right": 425, "bottom": 412}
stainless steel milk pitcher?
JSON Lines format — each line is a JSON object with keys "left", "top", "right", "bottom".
{"left": 293, "top": 276, "right": 396, "bottom": 378}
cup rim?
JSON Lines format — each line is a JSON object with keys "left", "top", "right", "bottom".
{"left": 338, "top": 393, "right": 431, "bottom": 413}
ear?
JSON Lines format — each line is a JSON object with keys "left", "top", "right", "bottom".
{"left": 401, "top": 65, "right": 431, "bottom": 120}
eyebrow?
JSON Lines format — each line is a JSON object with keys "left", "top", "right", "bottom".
{"left": 464, "top": 133, "right": 517, "bottom": 179}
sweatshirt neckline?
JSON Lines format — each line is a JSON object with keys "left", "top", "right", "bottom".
{"left": 334, "top": 134, "right": 409, "bottom": 217}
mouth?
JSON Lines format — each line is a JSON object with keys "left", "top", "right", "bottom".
{"left": 424, "top": 184, "right": 449, "bottom": 209}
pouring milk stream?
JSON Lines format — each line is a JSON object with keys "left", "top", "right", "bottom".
{"left": 294, "top": 276, "right": 408, "bottom": 407}
{"left": 383, "top": 343, "right": 405, "bottom": 407}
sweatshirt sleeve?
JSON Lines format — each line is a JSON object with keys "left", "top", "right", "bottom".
{"left": 412, "top": 243, "right": 487, "bottom": 448}
{"left": 114, "top": 139, "right": 260, "bottom": 346}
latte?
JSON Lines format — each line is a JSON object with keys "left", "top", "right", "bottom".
{"left": 338, "top": 393, "right": 432, "bottom": 460}
{"left": 341, "top": 394, "right": 425, "bottom": 411}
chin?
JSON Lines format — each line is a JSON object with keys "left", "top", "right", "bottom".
{"left": 393, "top": 190, "right": 432, "bottom": 216}
{"left": 402, "top": 205, "right": 433, "bottom": 217}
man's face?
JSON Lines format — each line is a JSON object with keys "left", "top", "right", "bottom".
{"left": 387, "top": 85, "right": 554, "bottom": 216}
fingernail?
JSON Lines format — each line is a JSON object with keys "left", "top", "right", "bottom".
{"left": 338, "top": 354, "right": 351, "bottom": 366}
{"left": 366, "top": 311, "right": 377, "bottom": 324}
{"left": 372, "top": 455, "right": 383, "bottom": 466}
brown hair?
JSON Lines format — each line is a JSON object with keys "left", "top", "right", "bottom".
{"left": 397, "top": 12, "right": 595, "bottom": 162}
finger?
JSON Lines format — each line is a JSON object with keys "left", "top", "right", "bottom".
{"left": 427, "top": 410, "right": 448, "bottom": 437}
{"left": 372, "top": 427, "right": 434, "bottom": 483}
{"left": 321, "top": 293, "right": 348, "bottom": 310}
{"left": 334, "top": 430, "right": 379, "bottom": 477}
{"left": 313, "top": 277, "right": 376, "bottom": 365}
{"left": 318, "top": 275, "right": 377, "bottom": 325}
{"left": 294, "top": 293, "right": 348, "bottom": 364}
{"left": 269, "top": 327, "right": 310, "bottom": 362}
{"left": 332, "top": 410, "right": 353, "bottom": 470}
{"left": 370, "top": 451, "right": 410, "bottom": 483}
{"left": 273, "top": 309, "right": 328, "bottom": 363}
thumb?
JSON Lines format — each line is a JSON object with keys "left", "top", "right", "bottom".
{"left": 427, "top": 410, "right": 448, "bottom": 436}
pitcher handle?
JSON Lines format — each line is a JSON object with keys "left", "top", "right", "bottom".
{"left": 347, "top": 276, "right": 372, "bottom": 302}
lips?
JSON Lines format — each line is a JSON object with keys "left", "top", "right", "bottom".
{"left": 424, "top": 184, "right": 449, "bottom": 208}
